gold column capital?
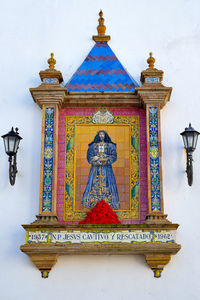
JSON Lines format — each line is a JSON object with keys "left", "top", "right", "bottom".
{"left": 30, "top": 53, "right": 66, "bottom": 109}
{"left": 135, "top": 85, "right": 172, "bottom": 109}
{"left": 30, "top": 88, "right": 66, "bottom": 109}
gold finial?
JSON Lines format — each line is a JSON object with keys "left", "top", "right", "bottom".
{"left": 48, "top": 53, "right": 56, "bottom": 69}
{"left": 97, "top": 10, "right": 106, "bottom": 36}
{"left": 93, "top": 10, "right": 110, "bottom": 42}
{"left": 140, "top": 52, "right": 163, "bottom": 84}
{"left": 39, "top": 52, "right": 63, "bottom": 83}
{"left": 147, "top": 52, "right": 155, "bottom": 68}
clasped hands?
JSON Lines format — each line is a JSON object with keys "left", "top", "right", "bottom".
{"left": 92, "top": 155, "right": 109, "bottom": 166}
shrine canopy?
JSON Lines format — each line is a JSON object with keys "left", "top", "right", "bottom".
{"left": 65, "top": 11, "right": 138, "bottom": 92}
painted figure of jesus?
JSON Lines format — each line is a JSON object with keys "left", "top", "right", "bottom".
{"left": 82, "top": 130, "right": 120, "bottom": 209}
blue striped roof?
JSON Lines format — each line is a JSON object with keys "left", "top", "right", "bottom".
{"left": 65, "top": 42, "right": 138, "bottom": 92}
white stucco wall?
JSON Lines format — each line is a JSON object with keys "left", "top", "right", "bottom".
{"left": 0, "top": 0, "right": 200, "bottom": 299}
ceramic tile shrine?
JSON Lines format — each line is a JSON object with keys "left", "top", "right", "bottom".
{"left": 20, "top": 11, "right": 181, "bottom": 279}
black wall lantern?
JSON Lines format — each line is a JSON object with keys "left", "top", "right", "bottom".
{"left": 180, "top": 123, "right": 200, "bottom": 186}
{"left": 1, "top": 127, "right": 22, "bottom": 185}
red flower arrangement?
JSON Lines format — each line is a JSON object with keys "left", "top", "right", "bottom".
{"left": 79, "top": 200, "right": 121, "bottom": 224}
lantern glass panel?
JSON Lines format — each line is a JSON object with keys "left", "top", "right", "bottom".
{"left": 14, "top": 137, "right": 20, "bottom": 153}
{"left": 8, "top": 136, "right": 16, "bottom": 154}
{"left": 182, "top": 134, "right": 187, "bottom": 149}
{"left": 186, "top": 132, "right": 194, "bottom": 149}
{"left": 3, "top": 135, "right": 9, "bottom": 154}
{"left": 193, "top": 132, "right": 199, "bottom": 150}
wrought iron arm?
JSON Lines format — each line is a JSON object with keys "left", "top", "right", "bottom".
{"left": 9, "top": 155, "right": 17, "bottom": 186}
{"left": 186, "top": 152, "right": 193, "bottom": 186}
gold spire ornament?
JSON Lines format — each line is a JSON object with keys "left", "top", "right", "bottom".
{"left": 147, "top": 52, "right": 155, "bottom": 69}
{"left": 48, "top": 53, "right": 56, "bottom": 69}
{"left": 97, "top": 10, "right": 106, "bottom": 35}
{"left": 93, "top": 10, "right": 111, "bottom": 42}
{"left": 39, "top": 52, "right": 63, "bottom": 84}
{"left": 140, "top": 52, "right": 163, "bottom": 84}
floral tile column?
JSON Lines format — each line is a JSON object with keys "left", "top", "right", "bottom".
{"left": 136, "top": 53, "right": 172, "bottom": 223}
{"left": 30, "top": 54, "right": 66, "bottom": 223}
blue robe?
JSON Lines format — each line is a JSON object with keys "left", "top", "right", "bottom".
{"left": 82, "top": 142, "right": 120, "bottom": 209}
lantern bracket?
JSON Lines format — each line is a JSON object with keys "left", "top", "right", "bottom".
{"left": 186, "top": 151, "right": 193, "bottom": 186}
{"left": 8, "top": 154, "right": 17, "bottom": 186}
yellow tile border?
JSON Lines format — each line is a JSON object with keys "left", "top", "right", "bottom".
{"left": 64, "top": 115, "right": 140, "bottom": 221}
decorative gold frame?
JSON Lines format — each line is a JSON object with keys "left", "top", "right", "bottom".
{"left": 64, "top": 115, "right": 140, "bottom": 221}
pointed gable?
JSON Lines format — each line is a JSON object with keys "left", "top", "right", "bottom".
{"left": 65, "top": 42, "right": 138, "bottom": 92}
{"left": 66, "top": 10, "right": 138, "bottom": 92}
